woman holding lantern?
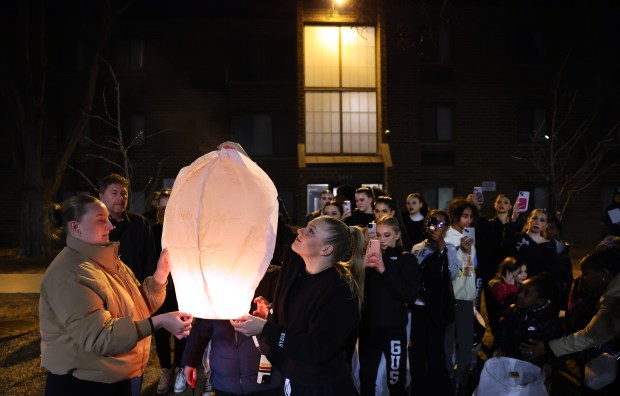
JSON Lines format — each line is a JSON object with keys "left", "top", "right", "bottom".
{"left": 231, "top": 215, "right": 366, "bottom": 396}
{"left": 40, "top": 195, "right": 193, "bottom": 396}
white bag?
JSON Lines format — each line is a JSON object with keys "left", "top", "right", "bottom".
{"left": 584, "top": 352, "right": 618, "bottom": 390}
{"left": 473, "top": 357, "right": 548, "bottom": 396}
{"left": 162, "top": 147, "right": 278, "bottom": 319}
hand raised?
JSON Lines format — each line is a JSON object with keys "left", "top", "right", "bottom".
{"left": 253, "top": 296, "right": 271, "bottom": 319}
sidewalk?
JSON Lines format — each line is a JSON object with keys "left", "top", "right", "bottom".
{"left": 0, "top": 273, "right": 44, "bottom": 293}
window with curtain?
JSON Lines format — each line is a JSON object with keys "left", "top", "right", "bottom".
{"left": 304, "top": 25, "right": 377, "bottom": 154}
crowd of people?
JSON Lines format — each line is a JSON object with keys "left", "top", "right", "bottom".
{"left": 39, "top": 144, "right": 620, "bottom": 396}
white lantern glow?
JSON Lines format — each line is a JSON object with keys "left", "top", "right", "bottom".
{"left": 162, "top": 148, "right": 278, "bottom": 319}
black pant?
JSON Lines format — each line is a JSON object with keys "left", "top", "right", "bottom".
{"left": 359, "top": 326, "right": 407, "bottom": 396}
{"left": 154, "top": 327, "right": 187, "bottom": 368}
{"left": 410, "top": 305, "right": 453, "bottom": 395}
{"left": 45, "top": 372, "right": 131, "bottom": 396}
{"left": 153, "top": 281, "right": 186, "bottom": 368}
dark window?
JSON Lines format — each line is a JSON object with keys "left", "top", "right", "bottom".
{"left": 420, "top": 104, "right": 454, "bottom": 142}
{"left": 231, "top": 112, "right": 296, "bottom": 156}
{"left": 228, "top": 37, "right": 295, "bottom": 82}
{"left": 419, "top": 23, "right": 454, "bottom": 64}
{"left": 517, "top": 30, "right": 549, "bottom": 65}
{"left": 272, "top": 113, "right": 297, "bottom": 156}
{"left": 421, "top": 186, "right": 454, "bottom": 211}
{"left": 517, "top": 105, "right": 549, "bottom": 143}
{"left": 231, "top": 113, "right": 273, "bottom": 156}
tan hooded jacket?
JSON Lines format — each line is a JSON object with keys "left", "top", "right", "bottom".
{"left": 550, "top": 273, "right": 620, "bottom": 356}
{"left": 39, "top": 234, "right": 166, "bottom": 383}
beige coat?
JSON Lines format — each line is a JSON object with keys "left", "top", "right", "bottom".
{"left": 550, "top": 273, "right": 620, "bottom": 356}
{"left": 39, "top": 235, "right": 166, "bottom": 383}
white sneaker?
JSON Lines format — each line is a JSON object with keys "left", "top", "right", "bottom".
{"left": 173, "top": 367, "right": 187, "bottom": 393}
{"left": 156, "top": 368, "right": 173, "bottom": 394}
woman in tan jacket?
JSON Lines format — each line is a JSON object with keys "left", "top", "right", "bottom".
{"left": 40, "top": 195, "right": 192, "bottom": 396}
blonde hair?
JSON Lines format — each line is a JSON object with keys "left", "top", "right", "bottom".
{"left": 376, "top": 216, "right": 403, "bottom": 247}
{"left": 522, "top": 208, "right": 548, "bottom": 236}
{"left": 315, "top": 216, "right": 366, "bottom": 309}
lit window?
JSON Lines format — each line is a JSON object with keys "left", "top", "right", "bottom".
{"left": 304, "top": 26, "right": 377, "bottom": 154}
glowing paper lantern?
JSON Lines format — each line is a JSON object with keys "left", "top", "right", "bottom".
{"left": 162, "top": 147, "right": 278, "bottom": 319}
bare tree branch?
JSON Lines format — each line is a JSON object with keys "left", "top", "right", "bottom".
{"left": 83, "top": 112, "right": 118, "bottom": 129}
{"left": 67, "top": 164, "right": 99, "bottom": 192}
{"left": 84, "top": 153, "right": 123, "bottom": 170}
{"left": 523, "top": 57, "right": 619, "bottom": 221}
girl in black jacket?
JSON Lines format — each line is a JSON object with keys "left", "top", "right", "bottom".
{"left": 410, "top": 210, "right": 456, "bottom": 396}
{"left": 401, "top": 192, "right": 428, "bottom": 250}
{"left": 359, "top": 216, "right": 420, "bottom": 396}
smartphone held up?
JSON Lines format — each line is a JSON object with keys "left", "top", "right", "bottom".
{"left": 367, "top": 222, "right": 377, "bottom": 238}
{"left": 517, "top": 191, "right": 530, "bottom": 213}
{"left": 463, "top": 227, "right": 476, "bottom": 244}
{"left": 367, "top": 238, "right": 381, "bottom": 256}
{"left": 473, "top": 187, "right": 484, "bottom": 205}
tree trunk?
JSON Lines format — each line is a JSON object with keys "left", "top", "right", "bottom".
{"left": 17, "top": 117, "right": 45, "bottom": 257}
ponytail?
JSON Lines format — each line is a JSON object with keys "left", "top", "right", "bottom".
{"left": 342, "top": 226, "right": 366, "bottom": 310}
{"left": 42, "top": 203, "right": 65, "bottom": 248}
{"left": 318, "top": 215, "right": 366, "bottom": 310}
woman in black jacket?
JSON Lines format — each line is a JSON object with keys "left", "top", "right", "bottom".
{"left": 503, "top": 208, "right": 561, "bottom": 279}
{"left": 358, "top": 216, "right": 420, "bottom": 396}
{"left": 231, "top": 216, "right": 366, "bottom": 396}
{"left": 346, "top": 186, "right": 376, "bottom": 227}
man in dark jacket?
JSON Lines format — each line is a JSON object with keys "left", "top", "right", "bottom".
{"left": 99, "top": 173, "right": 156, "bottom": 282}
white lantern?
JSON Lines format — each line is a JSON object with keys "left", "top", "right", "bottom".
{"left": 162, "top": 147, "right": 278, "bottom": 319}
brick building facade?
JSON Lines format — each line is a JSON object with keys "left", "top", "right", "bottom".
{"left": 2, "top": 0, "right": 619, "bottom": 249}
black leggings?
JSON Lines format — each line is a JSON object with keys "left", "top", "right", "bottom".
{"left": 410, "top": 305, "right": 453, "bottom": 395}
{"left": 45, "top": 372, "right": 131, "bottom": 396}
